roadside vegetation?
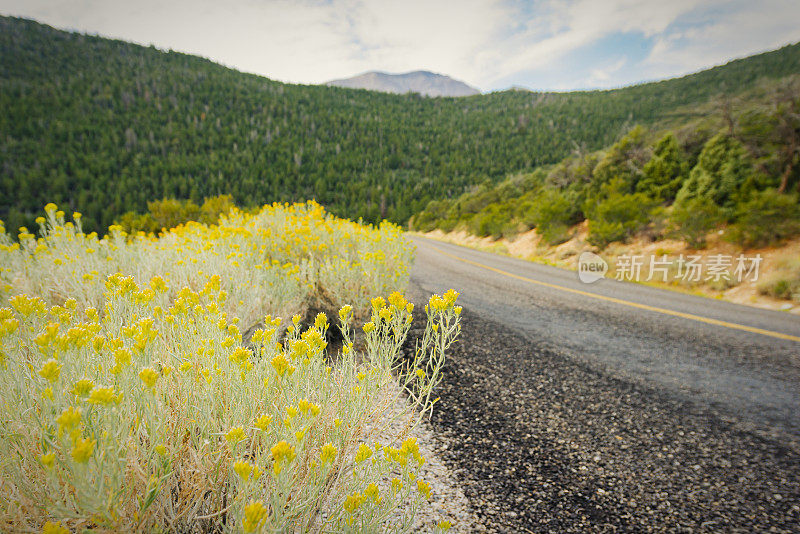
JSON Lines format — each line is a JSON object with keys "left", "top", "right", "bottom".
{"left": 411, "top": 80, "right": 800, "bottom": 259}
{"left": 0, "top": 201, "right": 461, "bottom": 532}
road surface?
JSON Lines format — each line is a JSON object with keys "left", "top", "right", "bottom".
{"left": 407, "top": 236, "right": 800, "bottom": 532}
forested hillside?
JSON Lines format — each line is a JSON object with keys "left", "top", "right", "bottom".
{"left": 2, "top": 15, "right": 800, "bottom": 232}
{"left": 411, "top": 80, "right": 800, "bottom": 253}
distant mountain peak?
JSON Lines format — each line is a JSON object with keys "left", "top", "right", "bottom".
{"left": 326, "top": 70, "right": 480, "bottom": 97}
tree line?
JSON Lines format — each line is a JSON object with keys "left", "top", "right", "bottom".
{"left": 2, "top": 16, "right": 800, "bottom": 234}
{"left": 411, "top": 82, "right": 800, "bottom": 250}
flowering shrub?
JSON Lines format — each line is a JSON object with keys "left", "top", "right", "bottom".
{"left": 0, "top": 202, "right": 461, "bottom": 532}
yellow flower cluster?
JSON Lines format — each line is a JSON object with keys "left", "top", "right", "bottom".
{"left": 0, "top": 201, "right": 459, "bottom": 532}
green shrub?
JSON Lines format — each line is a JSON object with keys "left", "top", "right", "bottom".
{"left": 675, "top": 134, "right": 755, "bottom": 216}
{"left": 410, "top": 199, "right": 453, "bottom": 232}
{"left": 147, "top": 198, "right": 202, "bottom": 230}
{"left": 437, "top": 217, "right": 459, "bottom": 233}
{"left": 758, "top": 256, "right": 800, "bottom": 302}
{"left": 669, "top": 197, "right": 722, "bottom": 248}
{"left": 726, "top": 189, "right": 800, "bottom": 247}
{"left": 523, "top": 188, "right": 578, "bottom": 245}
{"left": 199, "top": 194, "right": 236, "bottom": 223}
{"left": 115, "top": 211, "right": 159, "bottom": 234}
{"left": 116, "top": 195, "right": 237, "bottom": 234}
{"left": 408, "top": 211, "right": 438, "bottom": 232}
{"left": 584, "top": 179, "right": 657, "bottom": 248}
{"left": 469, "top": 203, "right": 515, "bottom": 239}
{"left": 638, "top": 132, "right": 687, "bottom": 202}
{"left": 538, "top": 223, "right": 571, "bottom": 245}
{"left": 591, "top": 126, "right": 650, "bottom": 193}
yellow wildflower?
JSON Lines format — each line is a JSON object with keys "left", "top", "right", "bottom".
{"left": 320, "top": 443, "right": 337, "bottom": 466}
{"left": 355, "top": 443, "right": 372, "bottom": 463}
{"left": 271, "top": 353, "right": 289, "bottom": 377}
{"left": 365, "top": 483, "right": 380, "bottom": 503}
{"left": 271, "top": 441, "right": 296, "bottom": 475}
{"left": 70, "top": 378, "right": 95, "bottom": 397}
{"left": 234, "top": 460, "right": 261, "bottom": 481}
{"left": 40, "top": 452, "right": 55, "bottom": 468}
{"left": 241, "top": 500, "right": 267, "bottom": 533}
{"left": 56, "top": 406, "right": 82, "bottom": 434}
{"left": 343, "top": 493, "right": 364, "bottom": 514}
{"left": 138, "top": 367, "right": 159, "bottom": 389}
{"left": 88, "top": 386, "right": 119, "bottom": 405}
{"left": 225, "top": 427, "right": 246, "bottom": 445}
{"left": 416, "top": 479, "right": 431, "bottom": 500}
{"left": 38, "top": 359, "right": 62, "bottom": 383}
{"left": 391, "top": 477, "right": 403, "bottom": 493}
{"left": 70, "top": 436, "right": 96, "bottom": 463}
{"left": 254, "top": 414, "right": 272, "bottom": 431}
{"left": 370, "top": 296, "right": 385, "bottom": 311}
{"left": 388, "top": 291, "right": 406, "bottom": 309}
{"left": 297, "top": 398, "right": 310, "bottom": 414}
{"left": 42, "top": 521, "right": 69, "bottom": 534}
{"left": 444, "top": 289, "right": 460, "bottom": 306}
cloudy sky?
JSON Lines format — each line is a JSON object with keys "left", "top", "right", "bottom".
{"left": 2, "top": 0, "right": 799, "bottom": 92}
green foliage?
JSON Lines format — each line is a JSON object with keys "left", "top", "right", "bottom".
{"left": 116, "top": 194, "right": 235, "bottom": 234}
{"left": 638, "top": 133, "right": 687, "bottom": 202}
{"left": 416, "top": 94, "right": 800, "bottom": 253}
{"left": 584, "top": 179, "right": 657, "bottom": 248}
{"left": 469, "top": 203, "right": 517, "bottom": 239}
{"left": 758, "top": 256, "right": 800, "bottom": 302}
{"left": 409, "top": 199, "right": 457, "bottom": 232}
{"left": 674, "top": 134, "right": 755, "bottom": 214}
{"left": 726, "top": 189, "right": 800, "bottom": 247}
{"left": 668, "top": 197, "right": 722, "bottom": 248}
{"left": 116, "top": 211, "right": 159, "bottom": 234}
{"left": 3, "top": 17, "right": 800, "bottom": 233}
{"left": 522, "top": 188, "right": 577, "bottom": 245}
{"left": 737, "top": 82, "right": 800, "bottom": 193}
{"left": 592, "top": 126, "right": 651, "bottom": 193}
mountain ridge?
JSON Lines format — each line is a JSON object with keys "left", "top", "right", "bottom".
{"left": 326, "top": 70, "right": 480, "bottom": 97}
{"left": 1, "top": 15, "right": 799, "bottom": 233}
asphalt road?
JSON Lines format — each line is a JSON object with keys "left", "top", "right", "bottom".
{"left": 411, "top": 236, "right": 800, "bottom": 443}
{"left": 407, "top": 235, "right": 800, "bottom": 531}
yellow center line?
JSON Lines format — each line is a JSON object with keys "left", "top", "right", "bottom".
{"left": 426, "top": 242, "right": 800, "bottom": 344}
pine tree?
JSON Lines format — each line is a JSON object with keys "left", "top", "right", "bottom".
{"left": 675, "top": 134, "right": 754, "bottom": 215}
{"left": 638, "top": 133, "right": 686, "bottom": 202}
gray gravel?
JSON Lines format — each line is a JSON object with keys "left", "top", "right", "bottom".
{"left": 404, "top": 236, "right": 800, "bottom": 532}
{"left": 362, "top": 380, "right": 485, "bottom": 533}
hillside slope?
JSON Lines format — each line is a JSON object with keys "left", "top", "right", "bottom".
{"left": 1, "top": 15, "right": 799, "bottom": 232}
{"left": 326, "top": 70, "right": 480, "bottom": 97}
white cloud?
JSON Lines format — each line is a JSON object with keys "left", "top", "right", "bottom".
{"left": 1, "top": 0, "right": 798, "bottom": 91}
{"left": 642, "top": 0, "right": 800, "bottom": 80}
{"left": 586, "top": 56, "right": 627, "bottom": 86}
{"left": 476, "top": 0, "right": 732, "bottom": 86}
